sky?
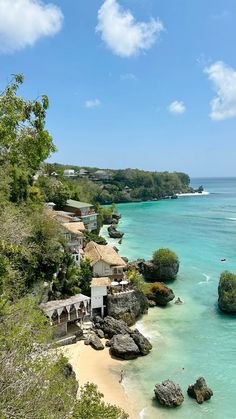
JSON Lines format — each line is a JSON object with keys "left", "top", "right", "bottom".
{"left": 0, "top": 0, "right": 236, "bottom": 177}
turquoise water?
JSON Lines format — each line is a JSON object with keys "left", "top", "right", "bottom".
{"left": 101, "top": 178, "right": 236, "bottom": 419}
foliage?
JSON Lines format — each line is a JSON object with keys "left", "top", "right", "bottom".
{"left": 73, "top": 383, "right": 128, "bottom": 419}
{"left": 83, "top": 230, "right": 107, "bottom": 245}
{"left": 152, "top": 248, "right": 179, "bottom": 267}
{"left": 51, "top": 253, "right": 81, "bottom": 298}
{"left": 78, "top": 258, "right": 93, "bottom": 296}
{"left": 0, "top": 297, "right": 78, "bottom": 419}
{"left": 127, "top": 267, "right": 148, "bottom": 293}
{"left": 0, "top": 74, "right": 56, "bottom": 203}
{"left": 37, "top": 176, "right": 71, "bottom": 209}
{"left": 145, "top": 282, "right": 169, "bottom": 301}
{"left": 219, "top": 271, "right": 236, "bottom": 295}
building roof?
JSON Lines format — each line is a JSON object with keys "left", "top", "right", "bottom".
{"left": 66, "top": 199, "right": 94, "bottom": 209}
{"left": 84, "top": 241, "right": 127, "bottom": 267}
{"left": 40, "top": 294, "right": 90, "bottom": 314}
{"left": 63, "top": 222, "right": 85, "bottom": 235}
{"left": 91, "top": 277, "right": 111, "bottom": 287}
{"left": 46, "top": 210, "right": 78, "bottom": 223}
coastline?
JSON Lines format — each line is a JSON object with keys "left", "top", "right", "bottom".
{"left": 62, "top": 340, "right": 139, "bottom": 419}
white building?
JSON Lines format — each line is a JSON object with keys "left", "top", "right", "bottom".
{"left": 63, "top": 169, "right": 76, "bottom": 178}
{"left": 90, "top": 277, "right": 111, "bottom": 317}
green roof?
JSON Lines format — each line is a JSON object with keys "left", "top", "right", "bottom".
{"left": 66, "top": 199, "right": 93, "bottom": 209}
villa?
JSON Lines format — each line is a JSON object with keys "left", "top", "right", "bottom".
{"left": 84, "top": 241, "right": 127, "bottom": 280}
{"left": 64, "top": 199, "right": 97, "bottom": 232}
{"left": 63, "top": 222, "right": 85, "bottom": 265}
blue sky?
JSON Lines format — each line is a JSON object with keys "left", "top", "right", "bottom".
{"left": 0, "top": 0, "right": 236, "bottom": 177}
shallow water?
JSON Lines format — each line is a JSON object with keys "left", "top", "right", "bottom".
{"left": 101, "top": 178, "right": 236, "bottom": 419}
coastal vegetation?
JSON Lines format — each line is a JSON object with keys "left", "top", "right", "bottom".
{"left": 152, "top": 248, "right": 179, "bottom": 280}
{"left": 218, "top": 271, "right": 236, "bottom": 313}
{"left": 42, "top": 163, "right": 194, "bottom": 205}
{"left": 0, "top": 75, "right": 127, "bottom": 418}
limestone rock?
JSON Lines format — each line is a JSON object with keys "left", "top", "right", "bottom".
{"left": 218, "top": 271, "right": 236, "bottom": 313}
{"left": 187, "top": 377, "right": 213, "bottom": 404}
{"left": 87, "top": 333, "right": 104, "bottom": 350}
{"left": 154, "top": 380, "right": 184, "bottom": 407}
{"left": 109, "top": 334, "right": 140, "bottom": 360}
{"left": 108, "top": 225, "right": 124, "bottom": 239}
{"left": 130, "top": 329, "right": 152, "bottom": 356}
{"left": 106, "top": 290, "right": 149, "bottom": 326}
{"left": 146, "top": 282, "right": 175, "bottom": 306}
{"left": 93, "top": 316, "right": 131, "bottom": 338}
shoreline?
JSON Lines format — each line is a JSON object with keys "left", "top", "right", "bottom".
{"left": 62, "top": 340, "right": 139, "bottom": 419}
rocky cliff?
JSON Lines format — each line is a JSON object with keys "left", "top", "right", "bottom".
{"left": 106, "top": 289, "right": 148, "bottom": 326}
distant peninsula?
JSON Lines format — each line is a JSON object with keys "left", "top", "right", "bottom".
{"left": 41, "top": 163, "right": 204, "bottom": 206}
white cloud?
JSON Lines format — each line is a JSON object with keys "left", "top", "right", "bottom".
{"left": 0, "top": 0, "right": 63, "bottom": 54}
{"left": 96, "top": 0, "right": 164, "bottom": 57}
{"left": 168, "top": 100, "right": 186, "bottom": 114}
{"left": 120, "top": 73, "right": 137, "bottom": 81}
{"left": 204, "top": 61, "right": 236, "bottom": 121}
{"left": 85, "top": 99, "right": 101, "bottom": 109}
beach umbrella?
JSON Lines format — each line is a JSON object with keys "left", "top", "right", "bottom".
{"left": 120, "top": 280, "right": 128, "bottom": 285}
{"left": 111, "top": 281, "right": 119, "bottom": 286}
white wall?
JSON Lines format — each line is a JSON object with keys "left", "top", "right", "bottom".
{"left": 91, "top": 285, "right": 107, "bottom": 310}
{"left": 93, "top": 261, "right": 112, "bottom": 277}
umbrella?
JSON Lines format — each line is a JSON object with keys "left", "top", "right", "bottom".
{"left": 120, "top": 280, "right": 128, "bottom": 285}
{"left": 111, "top": 281, "right": 119, "bottom": 286}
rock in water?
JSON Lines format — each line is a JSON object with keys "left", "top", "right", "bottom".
{"left": 130, "top": 329, "right": 152, "bottom": 355}
{"left": 107, "top": 290, "right": 149, "bottom": 326}
{"left": 218, "top": 271, "right": 236, "bottom": 313}
{"left": 108, "top": 224, "right": 124, "bottom": 239}
{"left": 187, "top": 377, "right": 213, "bottom": 404}
{"left": 146, "top": 282, "right": 175, "bottom": 306}
{"left": 154, "top": 380, "right": 184, "bottom": 407}
{"left": 109, "top": 334, "right": 140, "bottom": 360}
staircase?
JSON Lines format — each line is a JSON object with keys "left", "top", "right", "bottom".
{"left": 82, "top": 319, "right": 93, "bottom": 339}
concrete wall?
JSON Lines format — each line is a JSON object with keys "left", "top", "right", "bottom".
{"left": 53, "top": 322, "right": 67, "bottom": 339}
{"left": 93, "top": 261, "right": 112, "bottom": 277}
{"left": 91, "top": 285, "right": 107, "bottom": 310}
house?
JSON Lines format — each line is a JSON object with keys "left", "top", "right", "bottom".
{"left": 84, "top": 241, "right": 127, "bottom": 279}
{"left": 78, "top": 168, "right": 89, "bottom": 177}
{"left": 63, "top": 169, "right": 77, "bottom": 178}
{"left": 64, "top": 199, "right": 97, "bottom": 232}
{"left": 41, "top": 294, "right": 91, "bottom": 338}
{"left": 92, "top": 169, "right": 112, "bottom": 181}
{"left": 47, "top": 210, "right": 80, "bottom": 224}
{"left": 90, "top": 277, "right": 111, "bottom": 317}
{"left": 63, "top": 222, "right": 85, "bottom": 265}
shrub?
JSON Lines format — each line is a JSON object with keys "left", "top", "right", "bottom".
{"left": 153, "top": 248, "right": 179, "bottom": 266}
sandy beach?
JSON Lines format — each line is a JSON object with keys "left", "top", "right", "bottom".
{"left": 62, "top": 340, "right": 138, "bottom": 419}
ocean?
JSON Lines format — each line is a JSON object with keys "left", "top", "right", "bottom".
{"left": 101, "top": 178, "right": 236, "bottom": 419}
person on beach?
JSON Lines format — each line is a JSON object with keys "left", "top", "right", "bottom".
{"left": 119, "top": 369, "right": 124, "bottom": 383}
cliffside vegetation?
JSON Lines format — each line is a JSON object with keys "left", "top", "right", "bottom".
{"left": 0, "top": 75, "right": 126, "bottom": 418}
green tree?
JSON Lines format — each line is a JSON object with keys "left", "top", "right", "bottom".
{"left": 78, "top": 258, "right": 93, "bottom": 296}
{"left": 51, "top": 253, "right": 81, "bottom": 298}
{"left": 151, "top": 248, "right": 179, "bottom": 281}
{"left": 0, "top": 74, "right": 56, "bottom": 203}
{"left": 73, "top": 383, "right": 128, "bottom": 419}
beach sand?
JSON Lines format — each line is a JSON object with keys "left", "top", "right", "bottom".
{"left": 62, "top": 340, "right": 138, "bottom": 419}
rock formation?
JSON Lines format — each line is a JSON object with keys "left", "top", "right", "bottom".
{"left": 187, "top": 377, "right": 213, "bottom": 404}
{"left": 218, "top": 271, "right": 236, "bottom": 313}
{"left": 108, "top": 224, "right": 124, "bottom": 239}
{"left": 109, "top": 334, "right": 140, "bottom": 360}
{"left": 85, "top": 333, "right": 104, "bottom": 350}
{"left": 146, "top": 282, "right": 175, "bottom": 306}
{"left": 106, "top": 290, "right": 149, "bottom": 326}
{"left": 93, "top": 316, "right": 152, "bottom": 359}
{"left": 154, "top": 380, "right": 184, "bottom": 407}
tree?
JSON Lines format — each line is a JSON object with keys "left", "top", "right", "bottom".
{"left": 37, "top": 176, "right": 70, "bottom": 209}
{"left": 0, "top": 74, "right": 56, "bottom": 203}
{"left": 78, "top": 258, "right": 93, "bottom": 296}
{"left": 127, "top": 267, "right": 147, "bottom": 293}
{"left": 73, "top": 383, "right": 128, "bottom": 419}
{"left": 0, "top": 298, "right": 78, "bottom": 418}
{"left": 51, "top": 253, "right": 81, "bottom": 298}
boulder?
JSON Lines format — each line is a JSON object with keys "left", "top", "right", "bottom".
{"left": 93, "top": 316, "right": 131, "bottom": 338}
{"left": 109, "top": 334, "right": 140, "bottom": 360}
{"left": 63, "top": 363, "right": 76, "bottom": 380}
{"left": 141, "top": 260, "right": 179, "bottom": 282}
{"left": 87, "top": 333, "right": 104, "bottom": 350}
{"left": 107, "top": 290, "right": 149, "bottom": 326}
{"left": 146, "top": 282, "right": 175, "bottom": 306}
{"left": 96, "top": 329, "right": 105, "bottom": 339}
{"left": 154, "top": 380, "right": 184, "bottom": 407}
{"left": 187, "top": 377, "right": 213, "bottom": 404}
{"left": 130, "top": 329, "right": 152, "bottom": 355}
{"left": 108, "top": 225, "right": 124, "bottom": 239}
{"left": 218, "top": 271, "right": 236, "bottom": 313}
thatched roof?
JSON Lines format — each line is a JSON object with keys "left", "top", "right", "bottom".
{"left": 84, "top": 241, "right": 127, "bottom": 267}
{"left": 63, "top": 222, "right": 85, "bottom": 235}
{"left": 91, "top": 277, "right": 111, "bottom": 287}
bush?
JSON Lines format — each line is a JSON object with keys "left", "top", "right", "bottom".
{"left": 151, "top": 248, "right": 179, "bottom": 281}
{"left": 127, "top": 267, "right": 148, "bottom": 293}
